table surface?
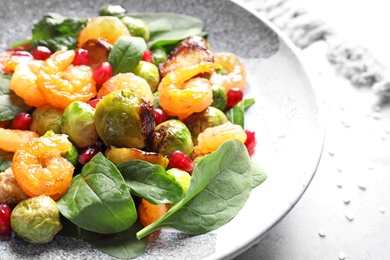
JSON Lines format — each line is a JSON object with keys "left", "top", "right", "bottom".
{"left": 234, "top": 0, "right": 390, "bottom": 259}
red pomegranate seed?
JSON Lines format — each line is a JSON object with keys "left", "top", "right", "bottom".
{"left": 78, "top": 141, "right": 104, "bottom": 165}
{"left": 244, "top": 129, "right": 257, "bottom": 154}
{"left": 88, "top": 98, "right": 102, "bottom": 108}
{"left": 169, "top": 150, "right": 195, "bottom": 173}
{"left": 11, "top": 112, "right": 32, "bottom": 130}
{"left": 93, "top": 62, "right": 113, "bottom": 85}
{"left": 31, "top": 46, "right": 52, "bottom": 60}
{"left": 0, "top": 204, "right": 12, "bottom": 238}
{"left": 154, "top": 108, "right": 169, "bottom": 125}
{"left": 141, "top": 49, "right": 153, "bottom": 62}
{"left": 73, "top": 48, "right": 91, "bottom": 66}
{"left": 226, "top": 88, "right": 244, "bottom": 107}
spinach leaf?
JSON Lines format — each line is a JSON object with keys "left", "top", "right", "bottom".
{"left": 108, "top": 36, "right": 146, "bottom": 75}
{"left": 117, "top": 160, "right": 184, "bottom": 205}
{"left": 81, "top": 220, "right": 148, "bottom": 259}
{"left": 136, "top": 140, "right": 256, "bottom": 239}
{"left": 0, "top": 73, "right": 31, "bottom": 121}
{"left": 57, "top": 153, "right": 137, "bottom": 234}
{"left": 243, "top": 98, "right": 255, "bottom": 110}
{"left": 250, "top": 161, "right": 267, "bottom": 188}
{"left": 226, "top": 100, "right": 245, "bottom": 128}
{"left": 127, "top": 12, "right": 207, "bottom": 50}
{"left": 0, "top": 149, "right": 13, "bottom": 172}
{"left": 12, "top": 13, "right": 86, "bottom": 51}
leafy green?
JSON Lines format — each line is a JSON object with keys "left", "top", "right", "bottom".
{"left": 108, "top": 36, "right": 147, "bottom": 75}
{"left": 57, "top": 153, "right": 137, "bottom": 234}
{"left": 0, "top": 149, "right": 13, "bottom": 172}
{"left": 137, "top": 140, "right": 258, "bottom": 239}
{"left": 117, "top": 160, "right": 184, "bottom": 205}
{"left": 81, "top": 220, "right": 148, "bottom": 259}
{"left": 250, "top": 161, "right": 267, "bottom": 188}
{"left": 0, "top": 73, "right": 31, "bottom": 121}
{"left": 12, "top": 13, "right": 86, "bottom": 51}
{"left": 226, "top": 100, "right": 245, "bottom": 128}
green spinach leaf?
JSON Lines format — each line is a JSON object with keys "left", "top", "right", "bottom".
{"left": 117, "top": 160, "right": 184, "bottom": 205}
{"left": 0, "top": 73, "right": 31, "bottom": 121}
{"left": 57, "top": 153, "right": 137, "bottom": 234}
{"left": 226, "top": 100, "right": 245, "bottom": 128}
{"left": 81, "top": 220, "right": 147, "bottom": 259}
{"left": 250, "top": 161, "right": 267, "bottom": 188}
{"left": 108, "top": 36, "right": 146, "bottom": 75}
{"left": 136, "top": 140, "right": 256, "bottom": 239}
{"left": 0, "top": 149, "right": 13, "bottom": 172}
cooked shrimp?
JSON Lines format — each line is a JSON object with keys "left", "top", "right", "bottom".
{"left": 158, "top": 62, "right": 222, "bottom": 120}
{"left": 0, "top": 127, "right": 39, "bottom": 152}
{"left": 138, "top": 198, "right": 167, "bottom": 227}
{"left": 37, "top": 50, "right": 97, "bottom": 110}
{"left": 12, "top": 134, "right": 74, "bottom": 200}
{"left": 77, "top": 16, "right": 130, "bottom": 47}
{"left": 97, "top": 73, "right": 154, "bottom": 104}
{"left": 209, "top": 52, "right": 246, "bottom": 92}
{"left": 194, "top": 122, "right": 247, "bottom": 155}
{"left": 9, "top": 60, "right": 48, "bottom": 107}
{"left": 1, "top": 51, "right": 33, "bottom": 73}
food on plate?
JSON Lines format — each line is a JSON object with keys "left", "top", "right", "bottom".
{"left": 0, "top": 4, "right": 267, "bottom": 259}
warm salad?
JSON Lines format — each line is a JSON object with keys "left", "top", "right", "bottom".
{"left": 0, "top": 4, "right": 267, "bottom": 259}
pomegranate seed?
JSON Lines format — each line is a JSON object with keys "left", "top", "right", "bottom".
{"left": 31, "top": 46, "right": 52, "bottom": 60}
{"left": 154, "top": 108, "right": 169, "bottom": 125}
{"left": 78, "top": 141, "right": 104, "bottom": 165}
{"left": 88, "top": 98, "right": 102, "bottom": 108}
{"left": 226, "top": 88, "right": 244, "bottom": 107}
{"left": 244, "top": 129, "right": 256, "bottom": 154}
{"left": 0, "top": 204, "right": 12, "bottom": 238}
{"left": 93, "top": 62, "right": 113, "bottom": 85}
{"left": 73, "top": 48, "right": 91, "bottom": 66}
{"left": 141, "top": 49, "right": 153, "bottom": 62}
{"left": 11, "top": 112, "right": 32, "bottom": 130}
{"left": 169, "top": 150, "right": 195, "bottom": 173}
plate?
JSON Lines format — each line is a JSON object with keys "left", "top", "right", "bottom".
{"left": 0, "top": 0, "right": 324, "bottom": 259}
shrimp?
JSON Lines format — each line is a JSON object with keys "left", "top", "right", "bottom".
{"left": 138, "top": 198, "right": 167, "bottom": 228}
{"left": 1, "top": 50, "right": 33, "bottom": 73}
{"left": 37, "top": 50, "right": 97, "bottom": 110}
{"left": 209, "top": 52, "right": 247, "bottom": 92}
{"left": 9, "top": 60, "right": 48, "bottom": 107}
{"left": 77, "top": 16, "right": 130, "bottom": 47}
{"left": 12, "top": 134, "right": 74, "bottom": 200}
{"left": 194, "top": 122, "right": 247, "bottom": 155}
{"left": 0, "top": 128, "right": 39, "bottom": 152}
{"left": 157, "top": 62, "right": 222, "bottom": 120}
{"left": 97, "top": 73, "right": 154, "bottom": 104}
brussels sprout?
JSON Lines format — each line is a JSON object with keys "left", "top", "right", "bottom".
{"left": 211, "top": 84, "right": 227, "bottom": 111}
{"left": 166, "top": 168, "right": 191, "bottom": 195}
{"left": 132, "top": 60, "right": 160, "bottom": 92}
{"left": 151, "top": 119, "right": 193, "bottom": 157}
{"left": 30, "top": 104, "right": 63, "bottom": 136}
{"left": 10, "top": 195, "right": 62, "bottom": 244}
{"left": 61, "top": 101, "right": 99, "bottom": 149}
{"left": 121, "top": 16, "right": 150, "bottom": 42}
{"left": 94, "top": 89, "right": 155, "bottom": 149}
{"left": 183, "top": 106, "right": 228, "bottom": 145}
{"left": 99, "top": 4, "right": 127, "bottom": 16}
{"left": 151, "top": 47, "right": 168, "bottom": 66}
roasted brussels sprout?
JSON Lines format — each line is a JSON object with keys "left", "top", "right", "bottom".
{"left": 182, "top": 106, "right": 228, "bottom": 145}
{"left": 10, "top": 195, "right": 62, "bottom": 244}
{"left": 80, "top": 38, "right": 112, "bottom": 70}
{"left": 211, "top": 84, "right": 227, "bottom": 111}
{"left": 121, "top": 16, "right": 150, "bottom": 42}
{"left": 61, "top": 101, "right": 99, "bottom": 149}
{"left": 151, "top": 47, "right": 168, "bottom": 66}
{"left": 132, "top": 61, "right": 160, "bottom": 92}
{"left": 30, "top": 104, "right": 63, "bottom": 136}
{"left": 150, "top": 119, "right": 193, "bottom": 156}
{"left": 94, "top": 89, "right": 155, "bottom": 148}
{"left": 166, "top": 168, "right": 191, "bottom": 195}
{"left": 99, "top": 4, "right": 127, "bottom": 16}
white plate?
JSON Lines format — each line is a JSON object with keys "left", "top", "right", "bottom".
{"left": 0, "top": 0, "right": 324, "bottom": 259}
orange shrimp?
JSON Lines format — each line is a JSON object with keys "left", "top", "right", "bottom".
{"left": 157, "top": 62, "right": 222, "bottom": 120}
{"left": 77, "top": 16, "right": 130, "bottom": 47}
{"left": 9, "top": 60, "right": 48, "bottom": 107}
{"left": 209, "top": 52, "right": 246, "bottom": 92}
{"left": 138, "top": 199, "right": 167, "bottom": 227}
{"left": 1, "top": 51, "right": 34, "bottom": 73}
{"left": 12, "top": 134, "right": 74, "bottom": 200}
{"left": 37, "top": 50, "right": 97, "bottom": 110}
{"left": 0, "top": 128, "right": 39, "bottom": 152}
{"left": 194, "top": 122, "right": 247, "bottom": 155}
{"left": 97, "top": 73, "right": 154, "bottom": 104}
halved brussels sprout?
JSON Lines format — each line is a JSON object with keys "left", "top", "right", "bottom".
{"left": 81, "top": 38, "right": 112, "bottom": 70}
{"left": 61, "top": 101, "right": 99, "bottom": 149}
{"left": 30, "top": 104, "right": 63, "bottom": 136}
{"left": 99, "top": 4, "right": 127, "bottom": 16}
{"left": 132, "top": 60, "right": 160, "bottom": 92}
{"left": 151, "top": 47, "right": 168, "bottom": 66}
{"left": 150, "top": 119, "right": 193, "bottom": 157}
{"left": 94, "top": 89, "right": 155, "bottom": 148}
{"left": 211, "top": 84, "right": 227, "bottom": 111}
{"left": 121, "top": 16, "right": 150, "bottom": 42}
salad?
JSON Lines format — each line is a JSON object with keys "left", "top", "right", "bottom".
{"left": 0, "top": 4, "right": 267, "bottom": 259}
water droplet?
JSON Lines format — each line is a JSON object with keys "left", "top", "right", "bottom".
{"left": 345, "top": 211, "right": 355, "bottom": 221}
{"left": 318, "top": 229, "right": 326, "bottom": 237}
{"left": 379, "top": 206, "right": 386, "bottom": 213}
{"left": 338, "top": 251, "right": 347, "bottom": 260}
